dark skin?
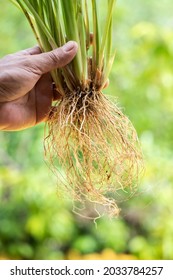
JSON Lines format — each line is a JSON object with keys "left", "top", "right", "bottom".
{"left": 0, "top": 41, "right": 78, "bottom": 130}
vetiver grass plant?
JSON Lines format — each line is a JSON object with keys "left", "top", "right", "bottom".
{"left": 11, "top": 0, "right": 143, "bottom": 217}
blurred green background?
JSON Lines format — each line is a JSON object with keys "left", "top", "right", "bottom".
{"left": 0, "top": 0, "right": 173, "bottom": 260}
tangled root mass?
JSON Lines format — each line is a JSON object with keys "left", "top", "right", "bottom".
{"left": 45, "top": 87, "right": 143, "bottom": 217}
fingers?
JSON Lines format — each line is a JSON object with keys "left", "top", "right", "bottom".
{"left": 34, "top": 73, "right": 53, "bottom": 124}
{"left": 15, "top": 46, "right": 41, "bottom": 56}
{"left": 26, "top": 46, "right": 41, "bottom": 55}
{"left": 31, "top": 41, "right": 78, "bottom": 74}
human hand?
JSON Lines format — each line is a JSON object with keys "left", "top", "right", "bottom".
{"left": 0, "top": 41, "right": 78, "bottom": 131}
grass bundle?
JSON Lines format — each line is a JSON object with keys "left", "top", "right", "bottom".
{"left": 12, "top": 0, "right": 143, "bottom": 217}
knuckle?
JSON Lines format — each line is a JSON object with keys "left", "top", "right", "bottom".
{"left": 50, "top": 48, "right": 64, "bottom": 67}
{"left": 49, "top": 51, "right": 62, "bottom": 66}
{"left": 3, "top": 53, "right": 14, "bottom": 60}
{"left": 23, "top": 56, "right": 42, "bottom": 76}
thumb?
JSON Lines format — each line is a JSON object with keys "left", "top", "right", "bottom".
{"left": 31, "top": 41, "right": 78, "bottom": 74}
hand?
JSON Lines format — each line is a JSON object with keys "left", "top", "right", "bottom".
{"left": 0, "top": 41, "right": 78, "bottom": 131}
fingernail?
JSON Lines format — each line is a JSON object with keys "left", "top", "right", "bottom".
{"left": 62, "top": 41, "right": 78, "bottom": 52}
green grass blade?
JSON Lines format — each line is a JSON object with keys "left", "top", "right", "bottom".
{"left": 60, "top": 0, "right": 83, "bottom": 81}
{"left": 18, "top": 0, "right": 58, "bottom": 49}
{"left": 84, "top": 0, "right": 90, "bottom": 51}
{"left": 92, "top": 0, "right": 100, "bottom": 73}
{"left": 99, "top": 0, "right": 116, "bottom": 70}
{"left": 77, "top": 1, "right": 87, "bottom": 84}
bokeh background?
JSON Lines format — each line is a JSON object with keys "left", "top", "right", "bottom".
{"left": 0, "top": 0, "right": 173, "bottom": 260}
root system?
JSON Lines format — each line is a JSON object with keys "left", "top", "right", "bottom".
{"left": 44, "top": 86, "right": 143, "bottom": 217}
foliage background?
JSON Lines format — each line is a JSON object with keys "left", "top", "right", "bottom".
{"left": 0, "top": 0, "right": 173, "bottom": 260}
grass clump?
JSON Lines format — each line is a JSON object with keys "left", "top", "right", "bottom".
{"left": 12, "top": 0, "right": 143, "bottom": 217}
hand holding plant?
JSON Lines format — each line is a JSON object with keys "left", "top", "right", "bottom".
{"left": 0, "top": 42, "right": 78, "bottom": 130}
